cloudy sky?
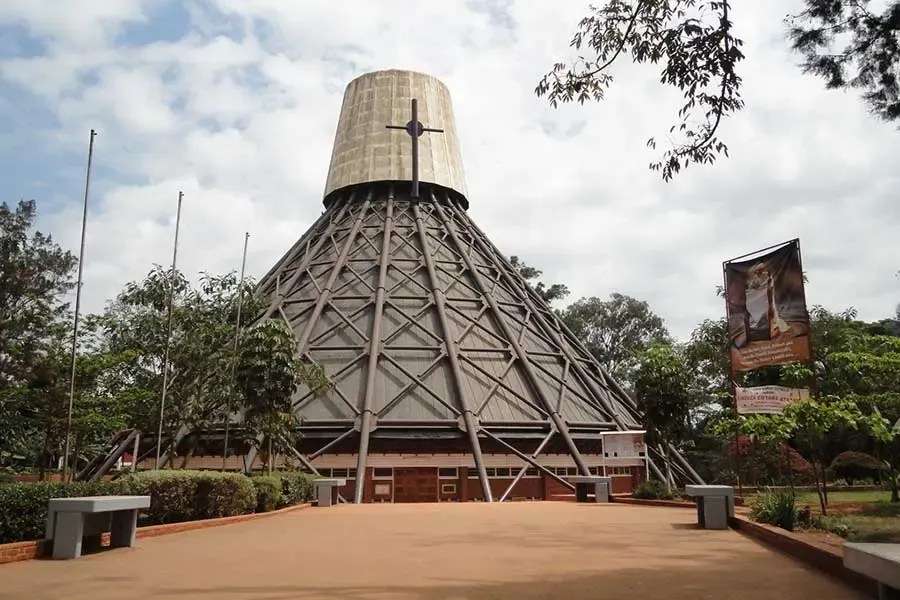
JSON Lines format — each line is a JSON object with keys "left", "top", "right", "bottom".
{"left": 1, "top": 0, "right": 897, "bottom": 339}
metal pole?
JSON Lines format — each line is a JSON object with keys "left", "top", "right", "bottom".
{"left": 155, "top": 191, "right": 183, "bottom": 469}
{"left": 131, "top": 432, "right": 140, "bottom": 473}
{"left": 354, "top": 189, "right": 394, "bottom": 503}
{"left": 62, "top": 128, "right": 97, "bottom": 482}
{"left": 411, "top": 99, "right": 419, "bottom": 198}
{"left": 223, "top": 232, "right": 249, "bottom": 471}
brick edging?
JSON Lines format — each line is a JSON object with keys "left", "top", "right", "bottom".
{"left": 0, "top": 502, "right": 311, "bottom": 565}
{"left": 611, "top": 496, "right": 695, "bottom": 508}
{"left": 728, "top": 514, "right": 876, "bottom": 596}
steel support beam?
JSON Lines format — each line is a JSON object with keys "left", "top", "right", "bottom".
{"left": 431, "top": 196, "right": 590, "bottom": 476}
{"left": 258, "top": 193, "right": 353, "bottom": 322}
{"left": 412, "top": 201, "right": 493, "bottom": 502}
{"left": 480, "top": 428, "right": 575, "bottom": 491}
{"left": 354, "top": 191, "right": 395, "bottom": 503}
{"left": 246, "top": 193, "right": 363, "bottom": 471}
{"left": 295, "top": 193, "right": 373, "bottom": 353}
{"left": 499, "top": 430, "right": 554, "bottom": 502}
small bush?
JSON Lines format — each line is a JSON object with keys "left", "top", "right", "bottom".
{"left": 0, "top": 471, "right": 16, "bottom": 485}
{"left": 815, "top": 515, "right": 854, "bottom": 538}
{"left": 252, "top": 476, "right": 283, "bottom": 512}
{"left": 0, "top": 480, "right": 125, "bottom": 544}
{"left": 277, "top": 471, "right": 316, "bottom": 506}
{"left": 750, "top": 487, "right": 798, "bottom": 531}
{"left": 633, "top": 480, "right": 674, "bottom": 500}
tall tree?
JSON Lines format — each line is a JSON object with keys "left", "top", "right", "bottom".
{"left": 563, "top": 293, "right": 669, "bottom": 385}
{"left": 634, "top": 342, "right": 694, "bottom": 489}
{"left": 0, "top": 200, "right": 76, "bottom": 386}
{"left": 235, "top": 320, "right": 318, "bottom": 473}
{"left": 87, "top": 266, "right": 261, "bottom": 451}
{"left": 509, "top": 255, "right": 570, "bottom": 303}
{"left": 0, "top": 200, "right": 76, "bottom": 470}
{"left": 537, "top": 1, "right": 900, "bottom": 180}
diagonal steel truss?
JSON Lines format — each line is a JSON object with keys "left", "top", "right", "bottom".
{"left": 239, "top": 182, "right": 701, "bottom": 501}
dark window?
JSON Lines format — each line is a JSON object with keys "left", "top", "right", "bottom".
{"left": 332, "top": 468, "right": 348, "bottom": 477}
{"left": 373, "top": 468, "right": 392, "bottom": 478}
{"left": 495, "top": 467, "right": 510, "bottom": 477}
{"left": 525, "top": 467, "right": 538, "bottom": 477}
{"left": 485, "top": 468, "right": 496, "bottom": 477}
{"left": 317, "top": 468, "right": 332, "bottom": 477}
{"left": 438, "top": 467, "right": 458, "bottom": 478}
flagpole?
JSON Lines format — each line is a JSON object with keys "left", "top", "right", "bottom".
{"left": 155, "top": 191, "right": 183, "bottom": 469}
{"left": 223, "top": 232, "right": 250, "bottom": 471}
{"left": 62, "top": 128, "right": 97, "bottom": 482}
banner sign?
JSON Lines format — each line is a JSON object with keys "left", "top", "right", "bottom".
{"left": 735, "top": 385, "right": 810, "bottom": 414}
{"left": 725, "top": 240, "right": 811, "bottom": 372}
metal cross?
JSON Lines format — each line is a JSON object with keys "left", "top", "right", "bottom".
{"left": 386, "top": 98, "right": 444, "bottom": 199}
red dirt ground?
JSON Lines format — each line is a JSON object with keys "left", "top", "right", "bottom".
{"left": 0, "top": 502, "right": 863, "bottom": 599}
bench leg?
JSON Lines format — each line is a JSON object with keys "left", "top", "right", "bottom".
{"left": 702, "top": 496, "right": 728, "bottom": 530}
{"left": 595, "top": 482, "right": 609, "bottom": 503}
{"left": 110, "top": 509, "right": 138, "bottom": 548}
{"left": 879, "top": 582, "right": 900, "bottom": 600}
{"left": 317, "top": 485, "right": 333, "bottom": 507}
{"left": 52, "top": 512, "right": 84, "bottom": 559}
{"left": 575, "top": 484, "right": 588, "bottom": 503}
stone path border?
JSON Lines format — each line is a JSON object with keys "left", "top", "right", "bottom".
{"left": 613, "top": 495, "right": 877, "bottom": 596}
{"left": 0, "top": 502, "right": 310, "bottom": 565}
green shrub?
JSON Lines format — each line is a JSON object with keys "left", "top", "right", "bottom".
{"left": 119, "top": 470, "right": 256, "bottom": 523}
{"left": 0, "top": 471, "right": 16, "bottom": 485}
{"left": 276, "top": 471, "right": 316, "bottom": 506}
{"left": 252, "top": 476, "right": 283, "bottom": 512}
{"left": 750, "top": 487, "right": 798, "bottom": 531}
{"left": 0, "top": 480, "right": 125, "bottom": 543}
{"left": 633, "top": 480, "right": 674, "bottom": 500}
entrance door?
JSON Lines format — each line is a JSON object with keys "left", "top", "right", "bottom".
{"left": 393, "top": 467, "right": 438, "bottom": 503}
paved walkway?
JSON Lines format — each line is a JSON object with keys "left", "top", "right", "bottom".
{"left": 0, "top": 502, "right": 863, "bottom": 599}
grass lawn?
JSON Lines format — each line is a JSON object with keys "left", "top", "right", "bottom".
{"left": 795, "top": 489, "right": 892, "bottom": 505}
{"left": 816, "top": 501, "right": 900, "bottom": 543}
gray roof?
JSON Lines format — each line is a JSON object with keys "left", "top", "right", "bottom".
{"left": 257, "top": 183, "right": 644, "bottom": 432}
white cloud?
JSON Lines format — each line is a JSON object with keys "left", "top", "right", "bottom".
{"left": 1, "top": 0, "right": 898, "bottom": 339}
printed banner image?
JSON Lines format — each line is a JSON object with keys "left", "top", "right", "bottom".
{"left": 725, "top": 241, "right": 811, "bottom": 371}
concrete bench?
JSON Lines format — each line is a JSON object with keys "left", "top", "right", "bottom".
{"left": 843, "top": 542, "right": 900, "bottom": 599}
{"left": 684, "top": 485, "right": 734, "bottom": 530}
{"left": 314, "top": 478, "right": 346, "bottom": 507}
{"left": 45, "top": 495, "right": 150, "bottom": 559}
{"left": 569, "top": 476, "right": 611, "bottom": 503}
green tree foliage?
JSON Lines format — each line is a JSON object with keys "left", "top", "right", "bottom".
{"left": 537, "top": 0, "right": 900, "bottom": 179}
{"left": 0, "top": 200, "right": 77, "bottom": 469}
{"left": 0, "top": 200, "right": 76, "bottom": 386}
{"left": 634, "top": 342, "right": 693, "bottom": 488}
{"left": 509, "top": 255, "right": 570, "bottom": 303}
{"left": 790, "top": 1, "right": 900, "bottom": 121}
{"left": 563, "top": 293, "right": 669, "bottom": 386}
{"left": 235, "top": 319, "right": 328, "bottom": 473}
{"left": 87, "top": 266, "right": 261, "bottom": 455}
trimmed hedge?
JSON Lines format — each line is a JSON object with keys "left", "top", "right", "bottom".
{"left": 119, "top": 470, "right": 256, "bottom": 524}
{"left": 277, "top": 471, "right": 316, "bottom": 506}
{"left": 0, "top": 480, "right": 125, "bottom": 544}
{"left": 632, "top": 480, "right": 675, "bottom": 500}
{"left": 0, "top": 469, "right": 317, "bottom": 544}
{"left": 251, "top": 476, "right": 283, "bottom": 513}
